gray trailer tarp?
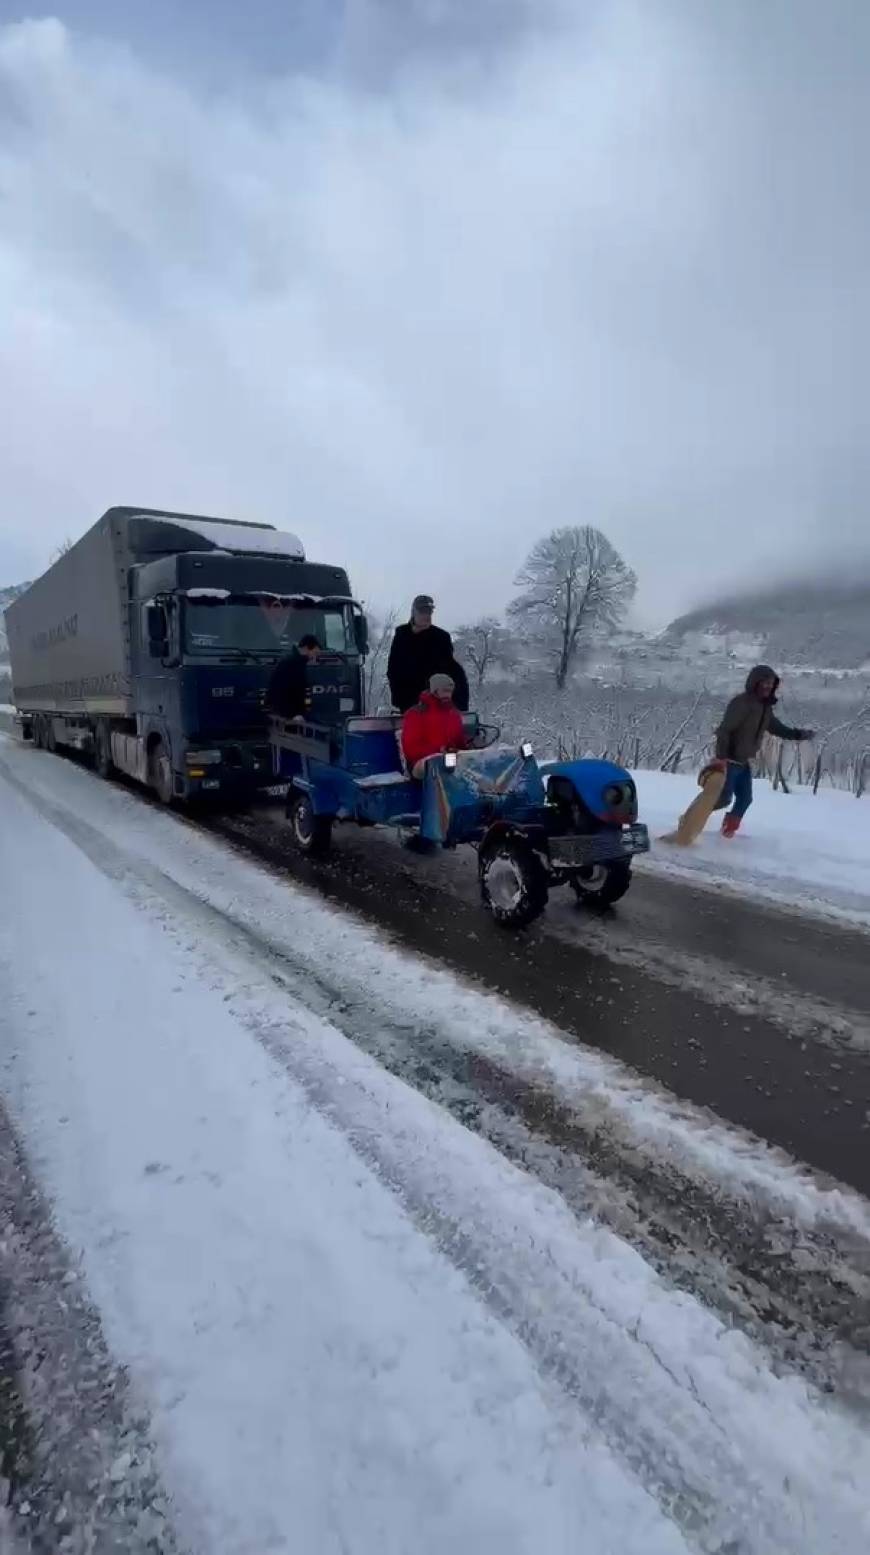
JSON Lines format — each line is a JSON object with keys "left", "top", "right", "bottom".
{"left": 6, "top": 513, "right": 132, "bottom": 716}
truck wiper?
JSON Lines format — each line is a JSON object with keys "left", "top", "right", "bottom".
{"left": 216, "top": 649, "right": 267, "bottom": 663}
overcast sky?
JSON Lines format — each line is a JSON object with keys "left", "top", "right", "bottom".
{"left": 1, "top": 0, "right": 868, "bottom": 627}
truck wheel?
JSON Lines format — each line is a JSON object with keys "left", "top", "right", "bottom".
{"left": 570, "top": 859, "right": 632, "bottom": 907}
{"left": 149, "top": 741, "right": 174, "bottom": 805}
{"left": 44, "top": 717, "right": 57, "bottom": 754}
{"left": 479, "top": 836, "right": 548, "bottom": 929}
{"left": 94, "top": 721, "right": 115, "bottom": 780}
{"left": 32, "top": 716, "right": 44, "bottom": 750}
{"left": 288, "top": 792, "right": 333, "bottom": 857}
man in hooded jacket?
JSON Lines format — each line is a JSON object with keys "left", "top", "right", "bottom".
{"left": 714, "top": 664, "right": 814, "bottom": 836}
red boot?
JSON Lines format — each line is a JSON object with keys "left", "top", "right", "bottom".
{"left": 721, "top": 814, "right": 741, "bottom": 839}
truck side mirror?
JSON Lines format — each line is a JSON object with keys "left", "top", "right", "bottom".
{"left": 146, "top": 603, "right": 168, "bottom": 659}
{"left": 354, "top": 612, "right": 369, "bottom": 658}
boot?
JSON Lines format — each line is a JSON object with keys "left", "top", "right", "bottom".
{"left": 721, "top": 813, "right": 741, "bottom": 839}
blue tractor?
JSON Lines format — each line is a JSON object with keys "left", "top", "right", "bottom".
{"left": 271, "top": 686, "right": 649, "bottom": 929}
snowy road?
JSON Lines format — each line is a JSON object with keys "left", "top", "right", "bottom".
{"left": 211, "top": 800, "right": 870, "bottom": 1197}
{"left": 1, "top": 735, "right": 870, "bottom": 1553}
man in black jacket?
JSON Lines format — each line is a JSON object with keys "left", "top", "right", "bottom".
{"left": 266, "top": 635, "right": 321, "bottom": 721}
{"left": 387, "top": 595, "right": 470, "bottom": 713}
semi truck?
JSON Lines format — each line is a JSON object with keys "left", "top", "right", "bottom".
{"left": 6, "top": 506, "right": 368, "bottom": 804}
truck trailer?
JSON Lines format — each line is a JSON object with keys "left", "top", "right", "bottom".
{"left": 6, "top": 506, "right": 367, "bottom": 804}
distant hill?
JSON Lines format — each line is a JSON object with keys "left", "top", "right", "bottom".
{"left": 664, "top": 579, "right": 870, "bottom": 671}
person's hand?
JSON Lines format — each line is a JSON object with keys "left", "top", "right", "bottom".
{"left": 798, "top": 728, "right": 815, "bottom": 741}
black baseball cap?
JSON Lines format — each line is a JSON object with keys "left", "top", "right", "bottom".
{"left": 412, "top": 594, "right": 434, "bottom": 611}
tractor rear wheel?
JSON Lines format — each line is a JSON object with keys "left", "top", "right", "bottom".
{"left": 479, "top": 836, "right": 548, "bottom": 928}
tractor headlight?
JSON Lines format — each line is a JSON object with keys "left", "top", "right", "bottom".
{"left": 603, "top": 782, "right": 625, "bottom": 806}
{"left": 444, "top": 752, "right": 458, "bottom": 770}
{"left": 520, "top": 741, "right": 534, "bottom": 759}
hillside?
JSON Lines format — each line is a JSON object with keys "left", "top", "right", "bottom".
{"left": 664, "top": 579, "right": 870, "bottom": 671}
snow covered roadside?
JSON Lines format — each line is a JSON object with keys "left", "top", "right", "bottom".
{"left": 2, "top": 741, "right": 870, "bottom": 1551}
{"left": 0, "top": 766, "right": 684, "bottom": 1555}
{"left": 634, "top": 767, "right": 870, "bottom": 928}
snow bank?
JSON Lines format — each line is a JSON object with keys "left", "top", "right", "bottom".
{"left": 635, "top": 768, "right": 870, "bottom": 927}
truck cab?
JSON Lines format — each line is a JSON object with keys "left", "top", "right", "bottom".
{"left": 130, "top": 552, "right": 366, "bottom": 802}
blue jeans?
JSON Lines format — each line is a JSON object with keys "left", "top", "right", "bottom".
{"left": 720, "top": 762, "right": 753, "bottom": 819}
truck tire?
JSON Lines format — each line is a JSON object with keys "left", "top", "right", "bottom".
{"left": 149, "top": 740, "right": 174, "bottom": 805}
{"left": 288, "top": 792, "right": 333, "bottom": 857}
{"left": 479, "top": 836, "right": 548, "bottom": 929}
{"left": 44, "top": 717, "right": 57, "bottom": 754}
{"left": 570, "top": 859, "right": 632, "bottom": 907}
{"left": 32, "top": 716, "right": 44, "bottom": 750}
{"left": 94, "top": 720, "right": 116, "bottom": 780}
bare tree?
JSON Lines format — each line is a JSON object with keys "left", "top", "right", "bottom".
{"left": 363, "top": 606, "right": 399, "bottom": 710}
{"left": 453, "top": 617, "right": 517, "bottom": 688}
{"left": 508, "top": 525, "right": 637, "bottom": 690}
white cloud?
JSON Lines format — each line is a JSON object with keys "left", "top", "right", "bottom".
{"left": 1, "top": 7, "right": 868, "bottom": 625}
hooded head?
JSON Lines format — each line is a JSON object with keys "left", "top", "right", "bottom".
{"left": 746, "top": 664, "right": 780, "bottom": 702}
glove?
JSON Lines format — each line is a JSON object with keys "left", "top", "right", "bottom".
{"left": 797, "top": 728, "right": 815, "bottom": 741}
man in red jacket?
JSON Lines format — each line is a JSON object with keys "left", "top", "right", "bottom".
{"left": 401, "top": 673, "right": 468, "bottom": 779}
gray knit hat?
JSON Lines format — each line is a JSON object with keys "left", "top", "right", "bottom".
{"left": 429, "top": 673, "right": 455, "bottom": 695}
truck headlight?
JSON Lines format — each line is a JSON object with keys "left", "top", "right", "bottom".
{"left": 185, "top": 749, "right": 222, "bottom": 766}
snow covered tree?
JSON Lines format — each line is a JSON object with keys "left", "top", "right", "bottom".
{"left": 509, "top": 526, "right": 637, "bottom": 690}
{"left": 453, "top": 617, "right": 517, "bottom": 688}
{"left": 363, "top": 607, "right": 399, "bottom": 710}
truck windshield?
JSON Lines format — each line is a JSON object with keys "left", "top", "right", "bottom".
{"left": 184, "top": 598, "right": 355, "bottom": 658}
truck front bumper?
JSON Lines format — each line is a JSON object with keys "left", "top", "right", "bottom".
{"left": 179, "top": 741, "right": 276, "bottom": 798}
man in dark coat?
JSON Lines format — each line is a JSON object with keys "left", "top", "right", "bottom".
{"left": 387, "top": 595, "right": 470, "bottom": 713}
{"left": 266, "top": 635, "right": 321, "bottom": 720}
{"left": 714, "top": 664, "right": 814, "bottom": 836}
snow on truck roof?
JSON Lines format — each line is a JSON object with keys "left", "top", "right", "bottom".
{"left": 108, "top": 507, "right": 306, "bottom": 562}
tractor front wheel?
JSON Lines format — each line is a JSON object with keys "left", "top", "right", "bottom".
{"left": 570, "top": 859, "right": 632, "bottom": 907}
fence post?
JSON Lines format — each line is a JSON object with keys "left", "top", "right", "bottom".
{"left": 775, "top": 744, "right": 790, "bottom": 794}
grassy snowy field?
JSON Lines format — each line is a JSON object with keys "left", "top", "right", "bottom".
{"left": 636, "top": 769, "right": 870, "bottom": 928}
